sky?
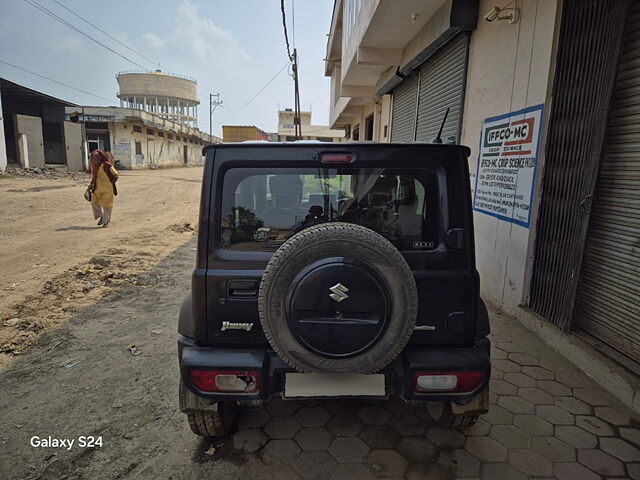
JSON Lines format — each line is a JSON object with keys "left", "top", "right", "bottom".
{"left": 0, "top": 0, "right": 334, "bottom": 136}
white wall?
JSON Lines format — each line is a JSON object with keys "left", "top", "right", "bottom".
{"left": 460, "top": 0, "right": 558, "bottom": 314}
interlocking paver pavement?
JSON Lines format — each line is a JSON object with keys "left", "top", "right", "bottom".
{"left": 220, "top": 309, "right": 640, "bottom": 478}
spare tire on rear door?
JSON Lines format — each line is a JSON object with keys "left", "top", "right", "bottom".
{"left": 258, "top": 222, "right": 418, "bottom": 374}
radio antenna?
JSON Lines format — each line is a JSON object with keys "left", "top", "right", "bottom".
{"left": 432, "top": 107, "right": 450, "bottom": 144}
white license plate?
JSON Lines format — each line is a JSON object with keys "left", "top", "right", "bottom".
{"left": 284, "top": 373, "right": 386, "bottom": 398}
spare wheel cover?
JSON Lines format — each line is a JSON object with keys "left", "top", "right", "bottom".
{"left": 258, "top": 222, "right": 418, "bottom": 374}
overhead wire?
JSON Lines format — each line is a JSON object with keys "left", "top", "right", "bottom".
{"left": 222, "top": 61, "right": 291, "bottom": 123}
{"left": 280, "top": 0, "right": 293, "bottom": 60}
{"left": 49, "top": 0, "right": 159, "bottom": 68}
{"left": 0, "top": 59, "right": 114, "bottom": 102}
{"left": 21, "top": 0, "right": 147, "bottom": 69}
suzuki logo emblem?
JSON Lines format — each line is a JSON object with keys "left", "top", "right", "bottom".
{"left": 329, "top": 283, "right": 350, "bottom": 303}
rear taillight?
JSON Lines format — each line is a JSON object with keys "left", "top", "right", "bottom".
{"left": 414, "top": 371, "right": 484, "bottom": 393}
{"left": 189, "top": 370, "right": 259, "bottom": 393}
{"left": 320, "top": 153, "right": 354, "bottom": 163}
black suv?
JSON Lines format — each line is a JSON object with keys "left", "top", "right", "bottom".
{"left": 178, "top": 142, "right": 490, "bottom": 437}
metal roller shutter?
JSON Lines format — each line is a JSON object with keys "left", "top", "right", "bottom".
{"left": 390, "top": 71, "right": 418, "bottom": 142}
{"left": 415, "top": 33, "right": 468, "bottom": 143}
{"left": 575, "top": 3, "right": 640, "bottom": 364}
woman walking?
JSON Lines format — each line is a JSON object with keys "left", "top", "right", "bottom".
{"left": 88, "top": 150, "right": 119, "bottom": 227}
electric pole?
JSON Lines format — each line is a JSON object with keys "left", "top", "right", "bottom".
{"left": 292, "top": 49, "right": 302, "bottom": 140}
{"left": 209, "top": 93, "right": 223, "bottom": 140}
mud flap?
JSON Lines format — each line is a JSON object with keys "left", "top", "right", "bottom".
{"left": 179, "top": 380, "right": 218, "bottom": 413}
{"left": 451, "top": 387, "right": 489, "bottom": 416}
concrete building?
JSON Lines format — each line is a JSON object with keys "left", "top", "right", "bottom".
{"left": 66, "top": 106, "right": 220, "bottom": 169}
{"left": 0, "top": 77, "right": 82, "bottom": 172}
{"left": 222, "top": 125, "right": 270, "bottom": 143}
{"left": 277, "top": 109, "right": 344, "bottom": 142}
{"left": 116, "top": 70, "right": 199, "bottom": 128}
{"left": 325, "top": 0, "right": 640, "bottom": 399}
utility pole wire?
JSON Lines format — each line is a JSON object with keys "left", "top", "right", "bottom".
{"left": 0, "top": 59, "right": 114, "bottom": 102}
{"left": 280, "top": 0, "right": 292, "bottom": 60}
{"left": 21, "top": 0, "right": 146, "bottom": 69}
{"left": 223, "top": 61, "right": 290, "bottom": 123}
{"left": 50, "top": 0, "right": 159, "bottom": 68}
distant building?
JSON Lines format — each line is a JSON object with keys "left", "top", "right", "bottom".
{"left": 277, "top": 109, "right": 344, "bottom": 142}
{"left": 222, "top": 125, "right": 270, "bottom": 142}
{"left": 0, "top": 77, "right": 82, "bottom": 172}
{"left": 65, "top": 106, "right": 220, "bottom": 169}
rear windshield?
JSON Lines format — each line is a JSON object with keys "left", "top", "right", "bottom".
{"left": 220, "top": 168, "right": 439, "bottom": 252}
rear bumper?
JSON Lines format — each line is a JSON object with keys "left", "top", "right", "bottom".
{"left": 178, "top": 336, "right": 491, "bottom": 403}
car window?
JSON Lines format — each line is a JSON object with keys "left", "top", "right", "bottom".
{"left": 220, "top": 168, "right": 439, "bottom": 252}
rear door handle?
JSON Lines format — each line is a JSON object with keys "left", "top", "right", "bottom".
{"left": 228, "top": 280, "right": 259, "bottom": 298}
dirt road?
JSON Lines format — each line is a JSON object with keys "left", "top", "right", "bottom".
{"left": 0, "top": 167, "right": 203, "bottom": 366}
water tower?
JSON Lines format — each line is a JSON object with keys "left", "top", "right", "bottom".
{"left": 116, "top": 70, "right": 199, "bottom": 127}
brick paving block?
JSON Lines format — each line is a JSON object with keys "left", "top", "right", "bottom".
{"left": 538, "top": 356, "right": 575, "bottom": 374}
{"left": 492, "top": 369, "right": 505, "bottom": 380}
{"left": 497, "top": 341, "right": 526, "bottom": 353}
{"left": 554, "top": 462, "right": 601, "bottom": 480}
{"left": 366, "top": 449, "right": 408, "bottom": 478}
{"left": 397, "top": 436, "right": 437, "bottom": 462}
{"left": 522, "top": 365, "right": 554, "bottom": 381}
{"left": 555, "top": 396, "right": 591, "bottom": 415}
{"left": 517, "top": 387, "right": 554, "bottom": 405}
{"left": 257, "top": 465, "right": 301, "bottom": 480}
{"left": 382, "top": 395, "right": 416, "bottom": 414}
{"left": 535, "top": 405, "right": 575, "bottom": 425}
{"left": 295, "top": 405, "right": 331, "bottom": 427}
{"left": 291, "top": 450, "right": 337, "bottom": 480}
{"left": 508, "top": 448, "right": 553, "bottom": 477}
{"left": 504, "top": 372, "right": 537, "bottom": 388}
{"left": 508, "top": 352, "right": 539, "bottom": 366}
{"left": 426, "top": 425, "right": 466, "bottom": 448}
{"left": 436, "top": 448, "right": 480, "bottom": 478}
{"left": 599, "top": 437, "right": 640, "bottom": 462}
{"left": 577, "top": 449, "right": 625, "bottom": 476}
{"left": 493, "top": 359, "right": 522, "bottom": 373}
{"left": 328, "top": 437, "right": 370, "bottom": 463}
{"left": 262, "top": 439, "right": 302, "bottom": 464}
{"left": 466, "top": 417, "right": 491, "bottom": 436}
{"left": 594, "top": 406, "right": 632, "bottom": 426}
{"left": 531, "top": 436, "right": 576, "bottom": 462}
{"left": 555, "top": 372, "right": 594, "bottom": 389}
{"left": 465, "top": 436, "right": 508, "bottom": 462}
{"left": 388, "top": 413, "right": 426, "bottom": 436}
{"left": 575, "top": 414, "right": 615, "bottom": 436}
{"left": 232, "top": 428, "right": 268, "bottom": 453}
{"left": 498, "top": 395, "right": 535, "bottom": 414}
{"left": 489, "top": 391, "right": 498, "bottom": 405}
{"left": 480, "top": 462, "right": 527, "bottom": 480}
{"left": 555, "top": 425, "right": 597, "bottom": 448}
{"left": 294, "top": 426, "right": 334, "bottom": 451}
{"left": 490, "top": 379, "right": 518, "bottom": 396}
{"left": 620, "top": 427, "right": 640, "bottom": 446}
{"left": 330, "top": 463, "right": 376, "bottom": 480}
{"left": 513, "top": 414, "right": 554, "bottom": 436}
{"left": 324, "top": 400, "right": 360, "bottom": 417}
{"left": 359, "top": 425, "right": 401, "bottom": 449}
{"left": 268, "top": 397, "right": 303, "bottom": 416}
{"left": 537, "top": 380, "right": 572, "bottom": 396}
{"left": 404, "top": 463, "right": 432, "bottom": 480}
{"left": 237, "top": 406, "right": 271, "bottom": 428}
{"left": 357, "top": 405, "right": 391, "bottom": 426}
{"left": 490, "top": 424, "right": 532, "bottom": 448}
{"left": 264, "top": 416, "right": 302, "bottom": 439}
{"left": 326, "top": 415, "right": 364, "bottom": 437}
{"left": 483, "top": 404, "right": 514, "bottom": 425}
{"left": 491, "top": 348, "right": 508, "bottom": 360}
{"left": 574, "top": 388, "right": 615, "bottom": 407}
{"left": 627, "top": 463, "right": 640, "bottom": 480}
